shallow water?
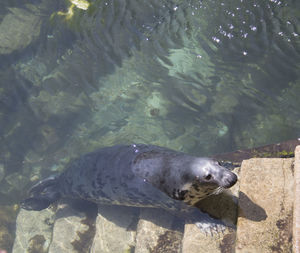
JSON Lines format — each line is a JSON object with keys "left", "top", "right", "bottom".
{"left": 0, "top": 0, "right": 299, "bottom": 251}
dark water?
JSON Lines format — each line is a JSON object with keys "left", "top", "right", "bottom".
{"left": 0, "top": 0, "right": 299, "bottom": 249}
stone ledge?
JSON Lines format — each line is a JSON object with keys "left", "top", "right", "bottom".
{"left": 293, "top": 146, "right": 300, "bottom": 253}
{"left": 236, "top": 158, "right": 294, "bottom": 252}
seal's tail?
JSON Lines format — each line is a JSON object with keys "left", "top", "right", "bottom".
{"left": 21, "top": 175, "right": 61, "bottom": 211}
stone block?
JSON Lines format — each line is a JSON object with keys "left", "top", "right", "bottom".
{"left": 48, "top": 201, "right": 95, "bottom": 253}
{"left": 236, "top": 158, "right": 294, "bottom": 252}
{"left": 90, "top": 205, "right": 137, "bottom": 253}
{"left": 12, "top": 208, "right": 55, "bottom": 253}
{"left": 293, "top": 146, "right": 300, "bottom": 253}
{"left": 135, "top": 209, "right": 182, "bottom": 253}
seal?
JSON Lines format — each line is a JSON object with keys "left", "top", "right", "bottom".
{"left": 21, "top": 144, "right": 237, "bottom": 232}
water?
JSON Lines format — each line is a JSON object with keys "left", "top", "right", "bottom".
{"left": 0, "top": 0, "right": 299, "bottom": 251}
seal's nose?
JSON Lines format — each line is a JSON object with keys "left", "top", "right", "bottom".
{"left": 224, "top": 172, "right": 238, "bottom": 188}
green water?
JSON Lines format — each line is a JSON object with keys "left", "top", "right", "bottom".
{"left": 0, "top": 0, "right": 299, "bottom": 250}
{"left": 0, "top": 0, "right": 299, "bottom": 195}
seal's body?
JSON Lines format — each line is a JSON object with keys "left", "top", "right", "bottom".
{"left": 21, "top": 144, "right": 237, "bottom": 231}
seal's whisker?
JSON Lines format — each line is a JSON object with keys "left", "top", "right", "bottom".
{"left": 212, "top": 186, "right": 224, "bottom": 195}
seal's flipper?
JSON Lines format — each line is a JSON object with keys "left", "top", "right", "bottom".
{"left": 21, "top": 196, "right": 54, "bottom": 211}
{"left": 21, "top": 175, "right": 61, "bottom": 211}
{"left": 194, "top": 213, "right": 227, "bottom": 235}
{"left": 177, "top": 205, "right": 235, "bottom": 234}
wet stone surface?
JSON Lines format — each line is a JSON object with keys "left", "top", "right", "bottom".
{"left": 13, "top": 208, "right": 55, "bottom": 253}
{"left": 135, "top": 209, "right": 183, "bottom": 253}
{"left": 91, "top": 205, "right": 137, "bottom": 253}
{"left": 0, "top": 7, "right": 42, "bottom": 55}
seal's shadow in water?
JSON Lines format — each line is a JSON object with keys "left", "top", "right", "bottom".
{"left": 237, "top": 191, "right": 267, "bottom": 222}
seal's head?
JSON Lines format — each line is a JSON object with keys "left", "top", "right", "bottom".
{"left": 132, "top": 149, "right": 237, "bottom": 206}
{"left": 175, "top": 158, "right": 237, "bottom": 205}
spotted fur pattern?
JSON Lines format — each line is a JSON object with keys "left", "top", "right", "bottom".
{"left": 21, "top": 144, "right": 237, "bottom": 233}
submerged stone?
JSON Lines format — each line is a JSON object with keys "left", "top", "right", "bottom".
{"left": 48, "top": 201, "right": 95, "bottom": 253}
{"left": 0, "top": 164, "right": 4, "bottom": 182}
{"left": 91, "top": 205, "right": 137, "bottom": 253}
{"left": 4, "top": 173, "right": 28, "bottom": 191}
{"left": 0, "top": 7, "right": 42, "bottom": 55}
{"left": 13, "top": 208, "right": 55, "bottom": 253}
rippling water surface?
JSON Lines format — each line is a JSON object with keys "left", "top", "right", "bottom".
{"left": 0, "top": 0, "right": 299, "bottom": 250}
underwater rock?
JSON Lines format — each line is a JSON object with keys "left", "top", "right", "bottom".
{"left": 0, "top": 164, "right": 4, "bottom": 182}
{"left": 39, "top": 125, "right": 59, "bottom": 146}
{"left": 210, "top": 94, "right": 238, "bottom": 115}
{"left": 14, "top": 59, "right": 47, "bottom": 87}
{"left": 48, "top": 202, "right": 94, "bottom": 253}
{"left": 13, "top": 208, "right": 55, "bottom": 253}
{"left": 4, "top": 173, "right": 28, "bottom": 191}
{"left": 135, "top": 209, "right": 182, "bottom": 253}
{"left": 146, "top": 91, "right": 169, "bottom": 117}
{"left": 91, "top": 206, "right": 182, "bottom": 253}
{"left": 0, "top": 205, "right": 18, "bottom": 252}
{"left": 0, "top": 7, "right": 42, "bottom": 55}
{"left": 162, "top": 120, "right": 185, "bottom": 139}
{"left": 0, "top": 225, "right": 13, "bottom": 253}
{"left": 29, "top": 90, "right": 87, "bottom": 121}
{"left": 91, "top": 205, "right": 137, "bottom": 253}
{"left": 234, "top": 113, "right": 294, "bottom": 149}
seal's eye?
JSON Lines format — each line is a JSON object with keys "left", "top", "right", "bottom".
{"left": 205, "top": 174, "right": 212, "bottom": 181}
